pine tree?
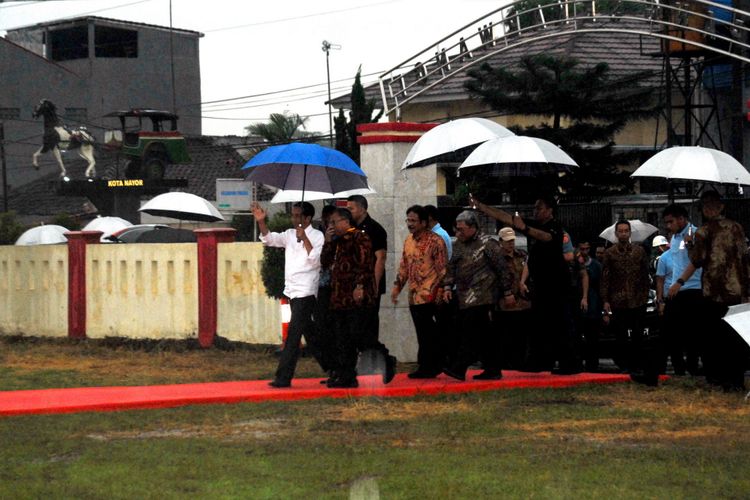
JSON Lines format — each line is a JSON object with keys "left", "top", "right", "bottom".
{"left": 335, "top": 67, "right": 383, "bottom": 164}
{"left": 465, "top": 54, "right": 658, "bottom": 198}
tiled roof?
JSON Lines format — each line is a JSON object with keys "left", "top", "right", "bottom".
{"left": 330, "top": 20, "right": 665, "bottom": 111}
{"left": 6, "top": 136, "right": 272, "bottom": 218}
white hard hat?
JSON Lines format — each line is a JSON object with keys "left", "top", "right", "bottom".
{"left": 652, "top": 235, "right": 669, "bottom": 247}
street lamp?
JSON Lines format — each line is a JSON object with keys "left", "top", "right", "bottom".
{"left": 322, "top": 40, "right": 341, "bottom": 147}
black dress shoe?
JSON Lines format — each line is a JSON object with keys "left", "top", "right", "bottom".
{"left": 443, "top": 366, "right": 466, "bottom": 381}
{"left": 326, "top": 377, "right": 359, "bottom": 388}
{"left": 407, "top": 370, "right": 439, "bottom": 379}
{"left": 473, "top": 371, "right": 503, "bottom": 380}
{"left": 383, "top": 355, "right": 397, "bottom": 384}
{"left": 268, "top": 380, "right": 291, "bottom": 388}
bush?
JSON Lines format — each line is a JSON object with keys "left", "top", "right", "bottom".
{"left": 0, "top": 211, "right": 24, "bottom": 245}
{"left": 260, "top": 211, "right": 292, "bottom": 300}
{"left": 230, "top": 214, "right": 256, "bottom": 242}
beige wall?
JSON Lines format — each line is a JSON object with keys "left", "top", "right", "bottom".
{"left": 0, "top": 245, "right": 68, "bottom": 337}
{"left": 217, "top": 242, "right": 280, "bottom": 344}
{"left": 400, "top": 99, "right": 667, "bottom": 149}
{"left": 86, "top": 243, "right": 199, "bottom": 339}
{"left": 0, "top": 242, "right": 280, "bottom": 344}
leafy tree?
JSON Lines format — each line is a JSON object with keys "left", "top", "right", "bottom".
{"left": 245, "top": 112, "right": 313, "bottom": 144}
{"left": 259, "top": 211, "right": 292, "bottom": 300}
{"left": 0, "top": 211, "right": 24, "bottom": 245}
{"left": 50, "top": 213, "right": 81, "bottom": 231}
{"left": 465, "top": 54, "right": 658, "bottom": 198}
{"left": 335, "top": 66, "right": 383, "bottom": 165}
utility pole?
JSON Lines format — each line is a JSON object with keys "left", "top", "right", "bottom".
{"left": 322, "top": 40, "right": 341, "bottom": 148}
{"left": 0, "top": 122, "right": 7, "bottom": 212}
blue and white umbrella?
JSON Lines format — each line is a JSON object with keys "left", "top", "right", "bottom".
{"left": 242, "top": 143, "right": 368, "bottom": 200}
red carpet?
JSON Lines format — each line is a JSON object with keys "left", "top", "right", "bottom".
{"left": 0, "top": 370, "right": 633, "bottom": 416}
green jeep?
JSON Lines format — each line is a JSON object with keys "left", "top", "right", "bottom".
{"left": 104, "top": 109, "right": 191, "bottom": 180}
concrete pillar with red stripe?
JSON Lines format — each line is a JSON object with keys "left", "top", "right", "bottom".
{"left": 195, "top": 228, "right": 237, "bottom": 348}
{"left": 66, "top": 230, "right": 103, "bottom": 339}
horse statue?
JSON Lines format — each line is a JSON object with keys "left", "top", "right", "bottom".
{"left": 32, "top": 99, "right": 96, "bottom": 178}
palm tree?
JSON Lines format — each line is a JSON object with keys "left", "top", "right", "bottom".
{"left": 245, "top": 112, "right": 313, "bottom": 144}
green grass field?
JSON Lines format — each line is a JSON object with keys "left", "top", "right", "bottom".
{"left": 1, "top": 337, "right": 748, "bottom": 498}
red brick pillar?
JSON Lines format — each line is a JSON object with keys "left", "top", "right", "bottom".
{"left": 195, "top": 228, "right": 237, "bottom": 348}
{"left": 66, "top": 231, "right": 103, "bottom": 339}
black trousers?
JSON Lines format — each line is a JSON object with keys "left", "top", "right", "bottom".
{"left": 611, "top": 305, "right": 647, "bottom": 372}
{"left": 528, "top": 293, "right": 579, "bottom": 371}
{"left": 576, "top": 315, "right": 601, "bottom": 371}
{"left": 409, "top": 303, "right": 443, "bottom": 374}
{"left": 448, "top": 304, "right": 499, "bottom": 375}
{"left": 663, "top": 289, "right": 704, "bottom": 374}
{"left": 274, "top": 295, "right": 324, "bottom": 384}
{"left": 332, "top": 306, "right": 391, "bottom": 380}
{"left": 498, "top": 309, "right": 532, "bottom": 369}
{"left": 314, "top": 286, "right": 336, "bottom": 373}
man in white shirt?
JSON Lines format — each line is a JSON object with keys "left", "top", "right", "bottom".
{"left": 252, "top": 201, "right": 326, "bottom": 388}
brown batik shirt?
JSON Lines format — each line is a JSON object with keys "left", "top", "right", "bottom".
{"left": 689, "top": 215, "right": 750, "bottom": 304}
{"left": 601, "top": 242, "right": 650, "bottom": 309}
{"left": 321, "top": 228, "right": 376, "bottom": 310}
{"left": 394, "top": 229, "right": 448, "bottom": 305}
{"left": 443, "top": 233, "right": 512, "bottom": 310}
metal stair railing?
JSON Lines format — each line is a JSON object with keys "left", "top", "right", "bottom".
{"left": 378, "top": 0, "right": 750, "bottom": 120}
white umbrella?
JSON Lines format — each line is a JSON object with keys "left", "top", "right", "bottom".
{"left": 83, "top": 216, "right": 133, "bottom": 243}
{"left": 139, "top": 192, "right": 224, "bottom": 222}
{"left": 599, "top": 219, "right": 659, "bottom": 244}
{"left": 15, "top": 225, "right": 69, "bottom": 246}
{"left": 402, "top": 117, "right": 515, "bottom": 169}
{"left": 270, "top": 185, "right": 376, "bottom": 203}
{"left": 722, "top": 303, "right": 750, "bottom": 350}
{"left": 631, "top": 146, "right": 750, "bottom": 185}
{"left": 458, "top": 135, "right": 578, "bottom": 178}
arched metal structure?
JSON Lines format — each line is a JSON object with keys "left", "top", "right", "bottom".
{"left": 379, "top": 0, "right": 750, "bottom": 131}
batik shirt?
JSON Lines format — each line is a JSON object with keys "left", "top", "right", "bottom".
{"left": 443, "top": 233, "right": 512, "bottom": 310}
{"left": 601, "top": 242, "right": 650, "bottom": 309}
{"left": 394, "top": 230, "right": 448, "bottom": 305}
{"left": 321, "top": 228, "right": 376, "bottom": 310}
{"left": 689, "top": 215, "right": 750, "bottom": 304}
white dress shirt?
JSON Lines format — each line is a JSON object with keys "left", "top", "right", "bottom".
{"left": 260, "top": 225, "right": 324, "bottom": 299}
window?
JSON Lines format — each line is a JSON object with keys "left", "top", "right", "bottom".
{"left": 0, "top": 108, "right": 20, "bottom": 120}
{"left": 95, "top": 26, "right": 137, "bottom": 58}
{"left": 49, "top": 26, "right": 88, "bottom": 61}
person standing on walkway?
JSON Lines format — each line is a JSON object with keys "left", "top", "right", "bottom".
{"left": 442, "top": 211, "right": 515, "bottom": 381}
{"left": 346, "top": 195, "right": 396, "bottom": 377}
{"left": 497, "top": 227, "right": 532, "bottom": 369}
{"left": 391, "top": 205, "right": 448, "bottom": 378}
{"left": 601, "top": 220, "right": 651, "bottom": 384}
{"left": 322, "top": 208, "right": 396, "bottom": 388}
{"left": 252, "top": 201, "right": 326, "bottom": 388}
{"left": 662, "top": 204, "right": 703, "bottom": 375}
{"left": 470, "top": 194, "right": 579, "bottom": 374}
{"left": 576, "top": 241, "right": 603, "bottom": 372}
{"left": 684, "top": 191, "right": 750, "bottom": 390}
